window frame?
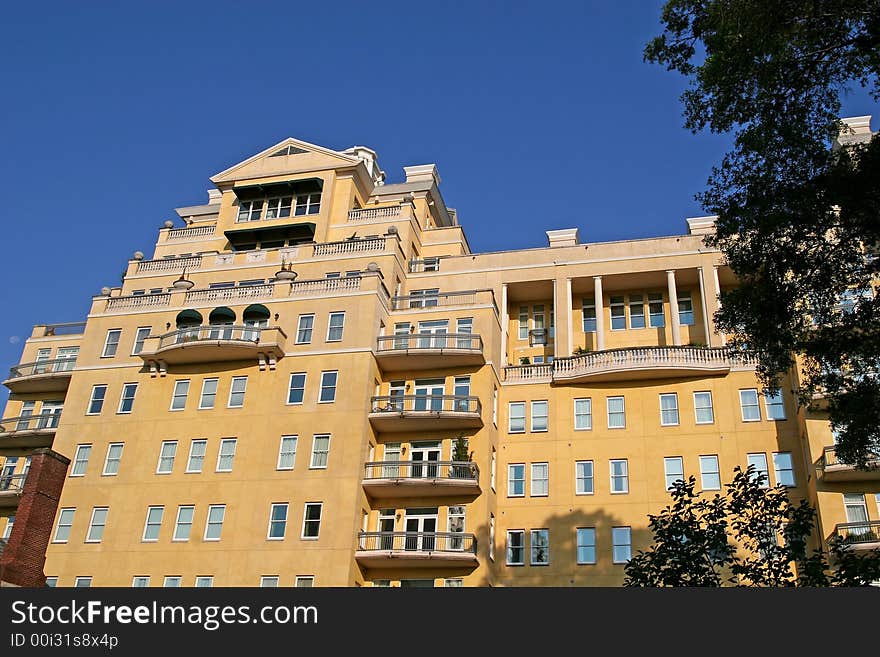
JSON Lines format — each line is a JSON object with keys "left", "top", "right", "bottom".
{"left": 659, "top": 393, "right": 680, "bottom": 426}
{"left": 530, "top": 400, "right": 548, "bottom": 432}
{"left": 132, "top": 327, "right": 152, "bottom": 355}
{"left": 198, "top": 378, "right": 219, "bottom": 410}
{"left": 203, "top": 504, "right": 226, "bottom": 542}
{"left": 610, "top": 459, "right": 629, "bottom": 494}
{"left": 326, "top": 312, "right": 345, "bottom": 342}
{"left": 764, "top": 389, "right": 787, "bottom": 421}
{"left": 227, "top": 376, "right": 247, "bottom": 408}
{"left": 102, "top": 442, "right": 124, "bottom": 476}
{"left": 170, "top": 379, "right": 190, "bottom": 412}
{"left": 507, "top": 463, "right": 526, "bottom": 497}
{"left": 156, "top": 440, "right": 178, "bottom": 475}
{"left": 173, "top": 505, "right": 195, "bottom": 542}
{"left": 295, "top": 314, "right": 315, "bottom": 344}
{"left": 508, "top": 402, "right": 526, "bottom": 434}
{"left": 142, "top": 505, "right": 164, "bottom": 542}
{"left": 739, "top": 389, "right": 761, "bottom": 422}
{"left": 53, "top": 508, "right": 76, "bottom": 543}
{"left": 607, "top": 396, "right": 626, "bottom": 429}
{"left": 301, "top": 502, "right": 323, "bottom": 540}
{"left": 575, "top": 460, "right": 594, "bottom": 495}
{"left": 277, "top": 435, "right": 298, "bottom": 471}
{"left": 70, "top": 444, "right": 92, "bottom": 477}
{"left": 506, "top": 529, "right": 525, "bottom": 566}
{"left": 117, "top": 383, "right": 138, "bottom": 414}
{"left": 699, "top": 454, "right": 721, "bottom": 491}
{"left": 612, "top": 526, "right": 632, "bottom": 564}
{"left": 319, "top": 371, "right": 338, "bottom": 403}
{"left": 86, "top": 385, "right": 107, "bottom": 416}
{"left": 216, "top": 438, "right": 237, "bottom": 473}
{"left": 186, "top": 439, "right": 207, "bottom": 474}
{"left": 287, "top": 372, "right": 307, "bottom": 405}
{"left": 576, "top": 527, "right": 597, "bottom": 565}
{"left": 693, "top": 391, "right": 714, "bottom": 424}
{"left": 530, "top": 528, "right": 550, "bottom": 566}
{"left": 664, "top": 456, "right": 684, "bottom": 490}
{"left": 267, "top": 502, "right": 289, "bottom": 540}
{"left": 101, "top": 329, "right": 122, "bottom": 358}
{"left": 574, "top": 397, "right": 592, "bottom": 430}
{"left": 773, "top": 452, "right": 795, "bottom": 487}
{"left": 85, "top": 507, "right": 108, "bottom": 543}
{"left": 309, "top": 435, "right": 330, "bottom": 470}
{"left": 530, "top": 462, "right": 549, "bottom": 497}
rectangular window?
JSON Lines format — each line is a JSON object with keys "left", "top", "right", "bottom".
{"left": 610, "top": 459, "right": 629, "bottom": 494}
{"left": 326, "top": 312, "right": 345, "bottom": 342}
{"left": 629, "top": 295, "right": 646, "bottom": 329}
{"left": 156, "top": 441, "right": 177, "bottom": 474}
{"left": 132, "top": 327, "right": 151, "bottom": 355}
{"left": 764, "top": 390, "right": 787, "bottom": 420}
{"left": 186, "top": 439, "right": 207, "bottom": 473}
{"left": 530, "top": 462, "right": 549, "bottom": 497}
{"left": 489, "top": 514, "right": 496, "bottom": 561}
{"left": 518, "top": 306, "right": 528, "bottom": 340}
{"left": 118, "top": 383, "right": 138, "bottom": 414}
{"left": 508, "top": 402, "right": 526, "bottom": 433}
{"left": 664, "top": 456, "right": 684, "bottom": 490}
{"left": 71, "top": 445, "right": 91, "bottom": 477}
{"left": 575, "top": 461, "right": 594, "bottom": 495}
{"left": 296, "top": 314, "right": 314, "bottom": 344}
{"left": 531, "top": 400, "right": 548, "bottom": 432}
{"left": 648, "top": 293, "right": 665, "bottom": 328}
{"left": 506, "top": 530, "right": 525, "bottom": 565}
{"left": 53, "top": 508, "right": 75, "bottom": 543}
{"left": 660, "top": 393, "right": 679, "bottom": 426}
{"left": 295, "top": 576, "right": 315, "bottom": 588}
{"left": 319, "top": 371, "right": 337, "bottom": 403}
{"left": 86, "top": 507, "right": 108, "bottom": 543}
{"left": 576, "top": 528, "right": 597, "bottom": 565}
{"left": 530, "top": 529, "right": 550, "bottom": 565}
{"left": 87, "top": 385, "right": 107, "bottom": 415}
{"left": 132, "top": 576, "right": 151, "bottom": 588}
{"left": 216, "top": 439, "right": 236, "bottom": 472}
{"left": 45, "top": 577, "right": 57, "bottom": 588}
{"left": 508, "top": 464, "right": 525, "bottom": 497}
{"left": 294, "top": 192, "right": 321, "bottom": 216}
{"left": 199, "top": 379, "right": 218, "bottom": 409}
{"left": 740, "top": 389, "right": 761, "bottom": 422}
{"left": 204, "top": 505, "right": 226, "bottom": 541}
{"left": 237, "top": 199, "right": 263, "bottom": 222}
{"left": 573, "top": 398, "right": 592, "bottom": 430}
{"left": 277, "top": 436, "right": 297, "bottom": 470}
{"left": 267, "top": 503, "right": 288, "bottom": 539}
{"left": 265, "top": 195, "right": 292, "bottom": 219}
{"left": 310, "top": 435, "right": 330, "bottom": 469}
{"left": 74, "top": 577, "right": 92, "bottom": 588}
{"left": 302, "top": 503, "right": 322, "bottom": 539}
{"left": 610, "top": 296, "right": 626, "bottom": 330}
{"left": 163, "top": 576, "right": 182, "bottom": 588}
{"left": 173, "top": 505, "right": 194, "bottom": 541}
{"left": 747, "top": 453, "right": 770, "bottom": 488}
{"left": 287, "top": 373, "right": 306, "bottom": 404}
{"left": 612, "top": 527, "right": 632, "bottom": 563}
{"left": 142, "top": 506, "right": 164, "bottom": 542}
{"left": 195, "top": 576, "right": 214, "bottom": 588}
{"left": 678, "top": 292, "right": 695, "bottom": 325}
{"left": 102, "top": 329, "right": 122, "bottom": 357}
{"left": 607, "top": 396, "right": 626, "bottom": 429}
{"left": 170, "top": 380, "right": 190, "bottom": 411}
{"left": 228, "top": 377, "right": 247, "bottom": 408}
{"left": 694, "top": 391, "right": 714, "bottom": 424}
{"left": 260, "top": 576, "right": 280, "bottom": 587}
{"left": 102, "top": 443, "right": 123, "bottom": 476}
{"left": 582, "top": 297, "right": 596, "bottom": 332}
{"left": 773, "top": 452, "right": 795, "bottom": 487}
{"left": 700, "top": 455, "right": 721, "bottom": 490}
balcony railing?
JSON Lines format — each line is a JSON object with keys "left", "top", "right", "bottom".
{"left": 503, "top": 364, "right": 553, "bottom": 383}
{"left": 185, "top": 284, "right": 274, "bottom": 304}
{"left": 371, "top": 395, "right": 481, "bottom": 415}
{"left": 376, "top": 333, "right": 482, "bottom": 352}
{"left": 157, "top": 325, "right": 265, "bottom": 348}
{"left": 0, "top": 474, "right": 26, "bottom": 495}
{"left": 136, "top": 255, "right": 202, "bottom": 274}
{"left": 106, "top": 293, "right": 171, "bottom": 311}
{"left": 391, "top": 290, "right": 495, "bottom": 311}
{"left": 363, "top": 461, "right": 479, "bottom": 482}
{"left": 8, "top": 358, "right": 76, "bottom": 379}
{"left": 357, "top": 531, "right": 477, "bottom": 554}
{"left": 0, "top": 413, "right": 61, "bottom": 434}
{"left": 38, "top": 322, "right": 86, "bottom": 337}
{"left": 348, "top": 206, "right": 406, "bottom": 222}
{"left": 823, "top": 446, "right": 880, "bottom": 469}
{"left": 167, "top": 224, "right": 216, "bottom": 240}
{"left": 408, "top": 258, "right": 440, "bottom": 273}
{"left": 312, "top": 237, "right": 387, "bottom": 257}
{"left": 289, "top": 276, "right": 361, "bottom": 296}
{"left": 835, "top": 521, "right": 880, "bottom": 546}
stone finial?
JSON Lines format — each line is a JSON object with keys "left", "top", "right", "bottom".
{"left": 163, "top": 220, "right": 174, "bottom": 229}
{"left": 133, "top": 251, "right": 144, "bottom": 261}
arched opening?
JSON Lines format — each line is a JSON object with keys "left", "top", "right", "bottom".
{"left": 175, "top": 309, "right": 203, "bottom": 344}
{"left": 208, "top": 307, "right": 236, "bottom": 339}
{"left": 242, "top": 304, "right": 270, "bottom": 340}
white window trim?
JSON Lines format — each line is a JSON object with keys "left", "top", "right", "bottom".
{"left": 607, "top": 396, "right": 626, "bottom": 429}
{"left": 101, "top": 329, "right": 122, "bottom": 358}
{"left": 198, "top": 378, "right": 219, "bottom": 410}
{"left": 530, "top": 528, "right": 550, "bottom": 566}
{"left": 506, "top": 529, "right": 525, "bottom": 566}
{"left": 173, "top": 505, "right": 194, "bottom": 542}
{"left": 318, "top": 371, "right": 337, "bottom": 404}
{"left": 295, "top": 576, "right": 315, "bottom": 588}
{"left": 610, "top": 459, "right": 629, "bottom": 494}
{"left": 156, "top": 441, "right": 177, "bottom": 475}
{"left": 573, "top": 397, "right": 592, "bottom": 431}
{"left": 142, "top": 506, "right": 164, "bottom": 542}
{"left": 117, "top": 383, "right": 138, "bottom": 414}
{"left": 52, "top": 508, "right": 75, "bottom": 543}
{"left": 530, "top": 462, "right": 549, "bottom": 497}
{"left": 764, "top": 391, "right": 787, "bottom": 421}
{"left": 102, "top": 442, "right": 124, "bottom": 476}
{"left": 576, "top": 527, "right": 597, "bottom": 565}
{"left": 508, "top": 402, "right": 526, "bottom": 434}
{"left": 693, "top": 391, "right": 715, "bottom": 425}
{"left": 287, "top": 372, "right": 307, "bottom": 405}
{"left": 739, "top": 389, "right": 761, "bottom": 422}
{"left": 530, "top": 400, "right": 548, "bottom": 432}
{"left": 267, "top": 503, "right": 289, "bottom": 541}
{"left": 185, "top": 439, "right": 207, "bottom": 474}
{"left": 659, "top": 393, "right": 680, "bottom": 427}
{"left": 216, "top": 438, "right": 236, "bottom": 473}
{"left": 277, "top": 435, "right": 297, "bottom": 471}
{"left": 203, "top": 505, "right": 226, "bottom": 542}
{"left": 295, "top": 314, "right": 315, "bottom": 344}
{"left": 301, "top": 503, "right": 323, "bottom": 540}
{"left": 507, "top": 463, "right": 525, "bottom": 498}
{"left": 70, "top": 444, "right": 91, "bottom": 478}
{"left": 227, "top": 377, "right": 247, "bottom": 408}
{"left": 169, "top": 380, "right": 190, "bottom": 412}
{"left": 309, "top": 435, "right": 330, "bottom": 470}
{"left": 575, "top": 460, "right": 594, "bottom": 496}
{"left": 86, "top": 385, "right": 107, "bottom": 416}
{"left": 131, "top": 327, "right": 152, "bottom": 355}
{"left": 326, "top": 311, "right": 345, "bottom": 342}
{"left": 699, "top": 455, "right": 721, "bottom": 491}
{"left": 85, "top": 507, "right": 108, "bottom": 544}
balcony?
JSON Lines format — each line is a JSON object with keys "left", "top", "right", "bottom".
{"left": 3, "top": 359, "right": 76, "bottom": 394}
{"left": 391, "top": 290, "right": 498, "bottom": 313}
{"left": 503, "top": 364, "right": 553, "bottom": 384}
{"left": 362, "top": 461, "right": 480, "bottom": 498}
{"left": 0, "top": 414, "right": 60, "bottom": 453}
{"left": 355, "top": 532, "right": 478, "bottom": 568}
{"left": 369, "top": 396, "right": 482, "bottom": 432}
{"left": 0, "top": 474, "right": 26, "bottom": 510}
{"left": 165, "top": 224, "right": 216, "bottom": 240}
{"left": 185, "top": 284, "right": 274, "bottom": 305}
{"left": 819, "top": 446, "right": 880, "bottom": 482}
{"left": 374, "top": 334, "right": 484, "bottom": 371}
{"left": 135, "top": 255, "right": 202, "bottom": 274}
{"left": 348, "top": 205, "right": 411, "bottom": 223}
{"left": 834, "top": 521, "right": 880, "bottom": 551}
{"left": 138, "top": 326, "right": 286, "bottom": 366}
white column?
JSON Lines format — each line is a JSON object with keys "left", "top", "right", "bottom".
{"left": 697, "top": 268, "right": 711, "bottom": 347}
{"left": 566, "top": 277, "right": 573, "bottom": 357}
{"left": 666, "top": 270, "right": 682, "bottom": 346}
{"left": 712, "top": 265, "right": 726, "bottom": 345}
{"left": 551, "top": 279, "right": 557, "bottom": 354}
{"left": 593, "top": 276, "right": 605, "bottom": 351}
{"left": 501, "top": 283, "right": 509, "bottom": 366}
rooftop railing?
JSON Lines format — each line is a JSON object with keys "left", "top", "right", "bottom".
{"left": 38, "top": 322, "right": 87, "bottom": 337}
{"left": 312, "top": 237, "right": 387, "bottom": 257}
{"left": 822, "top": 446, "right": 880, "bottom": 470}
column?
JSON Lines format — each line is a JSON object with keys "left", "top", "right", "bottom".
{"left": 712, "top": 265, "right": 726, "bottom": 346}
{"left": 566, "top": 277, "right": 574, "bottom": 357}
{"left": 697, "top": 268, "right": 711, "bottom": 346}
{"left": 593, "top": 276, "right": 605, "bottom": 351}
{"left": 666, "top": 270, "right": 682, "bottom": 346}
{"left": 501, "top": 283, "right": 509, "bottom": 366}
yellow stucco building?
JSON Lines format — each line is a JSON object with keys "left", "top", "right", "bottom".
{"left": 1, "top": 122, "right": 877, "bottom": 587}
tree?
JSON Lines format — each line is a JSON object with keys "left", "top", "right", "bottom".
{"left": 624, "top": 466, "right": 880, "bottom": 586}
{"left": 645, "top": 1, "right": 880, "bottom": 466}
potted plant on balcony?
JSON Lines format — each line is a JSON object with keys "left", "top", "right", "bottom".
{"left": 573, "top": 346, "right": 591, "bottom": 356}
{"left": 450, "top": 435, "right": 475, "bottom": 480}
{"left": 519, "top": 356, "right": 531, "bottom": 365}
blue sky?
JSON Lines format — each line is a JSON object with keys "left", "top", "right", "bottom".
{"left": 0, "top": 1, "right": 876, "bottom": 402}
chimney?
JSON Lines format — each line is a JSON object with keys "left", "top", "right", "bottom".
{"left": 403, "top": 164, "right": 441, "bottom": 186}
{"left": 546, "top": 228, "right": 580, "bottom": 247}
{"left": 686, "top": 216, "right": 717, "bottom": 235}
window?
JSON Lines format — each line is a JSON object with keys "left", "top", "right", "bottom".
{"left": 610, "top": 296, "right": 625, "bottom": 330}
{"left": 700, "top": 455, "right": 721, "bottom": 490}
{"left": 518, "top": 306, "right": 528, "bottom": 340}
{"left": 773, "top": 452, "right": 795, "bottom": 487}
{"left": 764, "top": 389, "right": 786, "bottom": 420}
{"left": 664, "top": 457, "right": 684, "bottom": 490}
{"left": 607, "top": 396, "right": 626, "bottom": 429}
{"left": 659, "top": 393, "right": 679, "bottom": 426}
{"left": 216, "top": 439, "right": 236, "bottom": 472}
{"left": 102, "top": 443, "right": 123, "bottom": 476}
{"left": 173, "top": 506, "right": 194, "bottom": 541}
{"left": 740, "top": 389, "right": 761, "bottom": 421}
{"left": 508, "top": 464, "right": 525, "bottom": 497}
{"left": 531, "top": 400, "right": 548, "bottom": 432}
{"left": 237, "top": 199, "right": 263, "bottom": 222}
{"left": 260, "top": 576, "right": 280, "bottom": 587}
{"left": 294, "top": 192, "right": 321, "bottom": 216}
{"left": 293, "top": 576, "right": 314, "bottom": 587}
{"left": 132, "top": 327, "right": 151, "bottom": 355}
{"left": 610, "top": 459, "right": 629, "bottom": 494}
{"left": 508, "top": 402, "right": 526, "bottom": 433}
{"left": 576, "top": 461, "right": 594, "bottom": 495}
{"left": 310, "top": 435, "right": 330, "bottom": 469}
{"left": 582, "top": 297, "right": 596, "bottom": 332}
{"left": 117, "top": 383, "right": 138, "bottom": 414}
{"left": 170, "top": 380, "right": 190, "bottom": 411}
{"left": 228, "top": 377, "right": 247, "bottom": 407}
{"left": 142, "top": 506, "right": 164, "bottom": 541}
{"left": 45, "top": 577, "right": 57, "bottom": 587}
{"left": 648, "top": 293, "right": 665, "bottom": 327}
{"left": 327, "top": 312, "right": 345, "bottom": 342}
{"left": 489, "top": 514, "right": 496, "bottom": 560}
{"left": 195, "top": 576, "right": 214, "bottom": 588}
{"left": 156, "top": 441, "right": 177, "bottom": 474}
{"left": 268, "top": 503, "right": 288, "bottom": 539}
{"left": 678, "top": 292, "right": 694, "bottom": 325}
{"left": 612, "top": 527, "right": 632, "bottom": 563}
{"left": 629, "top": 295, "right": 646, "bottom": 329}
{"left": 53, "top": 509, "right": 75, "bottom": 543}
{"left": 319, "top": 371, "right": 337, "bottom": 403}
{"left": 186, "top": 439, "right": 207, "bottom": 473}
{"left": 204, "top": 505, "right": 226, "bottom": 541}
{"left": 86, "top": 507, "right": 108, "bottom": 543}
{"left": 530, "top": 463, "right": 549, "bottom": 497}
{"left": 163, "top": 576, "right": 182, "bottom": 587}
{"left": 277, "top": 436, "right": 297, "bottom": 470}
{"left": 506, "top": 530, "right": 525, "bottom": 565}
{"left": 296, "top": 315, "right": 314, "bottom": 344}
{"left": 574, "top": 398, "right": 592, "bottom": 430}
{"left": 694, "top": 391, "right": 714, "bottom": 424}
{"left": 747, "top": 453, "right": 770, "bottom": 488}
{"left": 576, "top": 528, "right": 596, "bottom": 565}
{"left": 199, "top": 379, "right": 218, "bottom": 409}
{"left": 530, "top": 529, "right": 550, "bottom": 565}
{"left": 2, "top": 517, "right": 14, "bottom": 540}
{"left": 287, "top": 373, "right": 306, "bottom": 404}
{"left": 71, "top": 445, "right": 91, "bottom": 477}
{"left": 490, "top": 448, "right": 497, "bottom": 490}
{"left": 302, "top": 503, "right": 322, "bottom": 539}
{"left": 87, "top": 385, "right": 107, "bottom": 415}
{"left": 74, "top": 577, "right": 92, "bottom": 588}
{"left": 265, "top": 195, "right": 292, "bottom": 219}
{"left": 102, "top": 329, "right": 122, "bottom": 357}
{"left": 444, "top": 578, "right": 462, "bottom": 587}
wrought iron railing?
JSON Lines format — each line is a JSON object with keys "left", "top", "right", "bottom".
{"left": 363, "top": 460, "right": 479, "bottom": 481}
{"left": 835, "top": 520, "right": 880, "bottom": 545}
{"left": 376, "top": 333, "right": 482, "bottom": 352}
{"left": 157, "top": 325, "right": 266, "bottom": 348}
{"left": 8, "top": 358, "right": 77, "bottom": 379}
{"left": 370, "top": 395, "right": 481, "bottom": 415}
{"left": 357, "top": 531, "right": 476, "bottom": 554}
{"left": 0, "top": 474, "right": 26, "bottom": 494}
{"left": 0, "top": 413, "right": 61, "bottom": 433}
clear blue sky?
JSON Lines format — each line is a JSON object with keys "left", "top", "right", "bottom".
{"left": 0, "top": 1, "right": 875, "bottom": 403}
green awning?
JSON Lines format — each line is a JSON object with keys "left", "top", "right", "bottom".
{"left": 224, "top": 222, "right": 315, "bottom": 249}
{"left": 232, "top": 178, "right": 322, "bottom": 200}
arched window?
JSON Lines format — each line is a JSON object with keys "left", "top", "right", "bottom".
{"left": 242, "top": 304, "right": 270, "bottom": 340}
{"left": 208, "top": 307, "right": 236, "bottom": 339}
{"left": 175, "top": 310, "right": 203, "bottom": 344}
